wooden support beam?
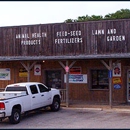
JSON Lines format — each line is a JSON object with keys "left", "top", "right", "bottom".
{"left": 59, "top": 61, "right": 65, "bottom": 69}
{"left": 20, "top": 61, "right": 37, "bottom": 82}
{"left": 59, "top": 60, "right": 76, "bottom": 107}
{"left": 69, "top": 61, "right": 76, "bottom": 68}
{"left": 66, "top": 60, "right": 69, "bottom": 107}
{"left": 59, "top": 61, "right": 76, "bottom": 70}
{"left": 100, "top": 59, "right": 113, "bottom": 108}
{"left": 101, "top": 60, "right": 110, "bottom": 70}
{"left": 109, "top": 59, "right": 112, "bottom": 108}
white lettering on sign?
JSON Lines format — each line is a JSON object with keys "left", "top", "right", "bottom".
{"left": 55, "top": 38, "right": 82, "bottom": 44}
{"left": 56, "top": 31, "right": 68, "bottom": 37}
{"left": 107, "top": 29, "right": 116, "bottom": 34}
{"left": 16, "top": 32, "right": 47, "bottom": 45}
{"left": 107, "top": 35, "right": 125, "bottom": 41}
{"left": 21, "top": 40, "right": 41, "bottom": 45}
{"left": 92, "top": 28, "right": 126, "bottom": 42}
{"left": 32, "top": 33, "right": 41, "bottom": 38}
{"left": 16, "top": 34, "right": 30, "bottom": 39}
{"left": 56, "top": 31, "right": 81, "bottom": 37}
{"left": 92, "top": 29, "right": 104, "bottom": 35}
{"left": 55, "top": 30, "right": 82, "bottom": 44}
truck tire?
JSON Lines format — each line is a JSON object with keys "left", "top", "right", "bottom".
{"left": 50, "top": 97, "right": 60, "bottom": 112}
{"left": 9, "top": 108, "right": 21, "bottom": 124}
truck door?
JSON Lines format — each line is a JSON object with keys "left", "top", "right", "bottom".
{"left": 30, "top": 85, "right": 41, "bottom": 109}
{"left": 37, "top": 84, "right": 52, "bottom": 106}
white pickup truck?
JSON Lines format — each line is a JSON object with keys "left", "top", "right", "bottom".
{"left": 0, "top": 82, "right": 61, "bottom": 124}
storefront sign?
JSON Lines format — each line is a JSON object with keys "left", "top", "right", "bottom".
{"left": 64, "top": 74, "right": 87, "bottom": 83}
{"left": 16, "top": 32, "right": 47, "bottom": 45}
{"left": 113, "top": 63, "right": 121, "bottom": 77}
{"left": 34, "top": 64, "right": 41, "bottom": 75}
{"left": 112, "top": 77, "right": 122, "bottom": 84}
{"left": 92, "top": 28, "right": 125, "bottom": 42}
{"left": 55, "top": 30, "right": 83, "bottom": 44}
{"left": 0, "top": 68, "right": 10, "bottom": 80}
{"left": 114, "top": 84, "right": 121, "bottom": 89}
{"left": 19, "top": 68, "right": 27, "bottom": 77}
{"left": 109, "top": 70, "right": 112, "bottom": 78}
{"left": 65, "top": 66, "right": 69, "bottom": 73}
{"left": 70, "top": 67, "right": 81, "bottom": 74}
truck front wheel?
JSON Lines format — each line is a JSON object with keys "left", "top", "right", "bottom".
{"left": 9, "top": 108, "right": 21, "bottom": 124}
{"left": 50, "top": 97, "right": 60, "bottom": 112}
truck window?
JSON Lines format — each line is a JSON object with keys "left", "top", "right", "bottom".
{"left": 30, "top": 85, "right": 38, "bottom": 94}
{"left": 38, "top": 84, "right": 48, "bottom": 93}
{"left": 5, "top": 86, "right": 28, "bottom": 95}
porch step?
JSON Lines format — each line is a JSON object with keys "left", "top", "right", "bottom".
{"left": 61, "top": 103, "right": 130, "bottom": 113}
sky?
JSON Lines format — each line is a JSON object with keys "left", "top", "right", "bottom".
{"left": 0, "top": 1, "right": 130, "bottom": 27}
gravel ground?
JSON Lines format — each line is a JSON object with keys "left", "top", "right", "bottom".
{"left": 1, "top": 107, "right": 130, "bottom": 129}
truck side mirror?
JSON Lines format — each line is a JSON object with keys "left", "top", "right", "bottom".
{"left": 48, "top": 88, "right": 51, "bottom": 91}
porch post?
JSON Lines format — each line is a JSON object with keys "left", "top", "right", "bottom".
{"left": 66, "top": 60, "right": 69, "bottom": 107}
{"left": 101, "top": 59, "right": 113, "bottom": 108}
{"left": 27, "top": 63, "right": 30, "bottom": 82}
{"left": 59, "top": 60, "right": 76, "bottom": 107}
{"left": 109, "top": 59, "right": 113, "bottom": 108}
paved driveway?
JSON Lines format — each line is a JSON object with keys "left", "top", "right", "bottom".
{"left": 1, "top": 107, "right": 130, "bottom": 129}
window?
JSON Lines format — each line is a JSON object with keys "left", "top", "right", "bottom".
{"left": 38, "top": 84, "right": 48, "bottom": 93}
{"left": 30, "top": 85, "right": 38, "bottom": 94}
{"left": 6, "top": 86, "right": 27, "bottom": 91}
{"left": 45, "top": 70, "right": 61, "bottom": 89}
{"left": 6, "top": 86, "right": 28, "bottom": 95}
{"left": 91, "top": 69, "right": 109, "bottom": 89}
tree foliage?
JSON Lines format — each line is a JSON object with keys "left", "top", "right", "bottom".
{"left": 104, "top": 9, "right": 130, "bottom": 20}
{"left": 64, "top": 19, "right": 74, "bottom": 23}
{"left": 64, "top": 9, "right": 130, "bottom": 23}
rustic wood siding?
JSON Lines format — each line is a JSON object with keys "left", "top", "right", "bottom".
{"left": 0, "top": 59, "right": 127, "bottom": 103}
{"left": 69, "top": 84, "right": 109, "bottom": 103}
{"left": 0, "top": 19, "right": 130, "bottom": 57}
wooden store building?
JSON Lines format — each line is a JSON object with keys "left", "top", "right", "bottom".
{"left": 0, "top": 18, "right": 130, "bottom": 107}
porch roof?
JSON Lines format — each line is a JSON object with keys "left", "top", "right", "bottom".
{"left": 1, "top": 53, "right": 130, "bottom": 61}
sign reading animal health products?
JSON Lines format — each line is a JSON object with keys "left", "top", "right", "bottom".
{"left": 0, "top": 68, "right": 10, "bottom": 80}
{"left": 15, "top": 32, "right": 47, "bottom": 45}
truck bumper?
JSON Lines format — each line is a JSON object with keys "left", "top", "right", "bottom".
{"left": 0, "top": 112, "right": 5, "bottom": 118}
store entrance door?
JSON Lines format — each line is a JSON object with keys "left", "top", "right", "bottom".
{"left": 127, "top": 69, "right": 130, "bottom": 102}
{"left": 45, "top": 70, "right": 62, "bottom": 89}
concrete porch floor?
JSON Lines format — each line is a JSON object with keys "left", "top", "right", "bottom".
{"left": 61, "top": 101, "right": 130, "bottom": 112}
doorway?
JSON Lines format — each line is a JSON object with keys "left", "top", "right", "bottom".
{"left": 127, "top": 69, "right": 130, "bottom": 102}
{"left": 45, "top": 70, "right": 62, "bottom": 89}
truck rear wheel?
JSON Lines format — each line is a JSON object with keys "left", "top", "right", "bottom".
{"left": 9, "top": 108, "right": 21, "bottom": 124}
{"left": 50, "top": 97, "right": 60, "bottom": 112}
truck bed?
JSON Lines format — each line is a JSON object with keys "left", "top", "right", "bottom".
{"left": 0, "top": 91, "right": 27, "bottom": 100}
